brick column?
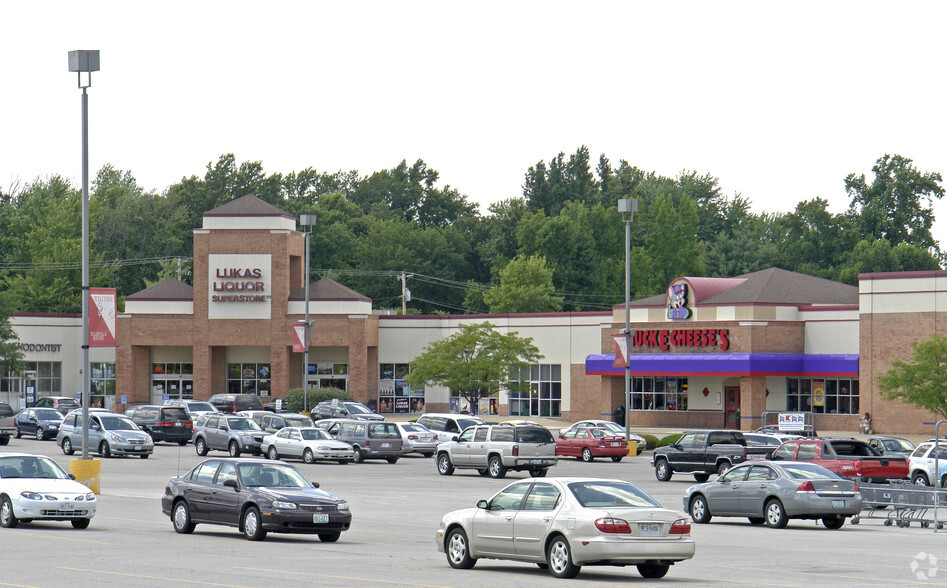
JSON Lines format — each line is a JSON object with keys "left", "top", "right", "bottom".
{"left": 739, "top": 375, "right": 767, "bottom": 431}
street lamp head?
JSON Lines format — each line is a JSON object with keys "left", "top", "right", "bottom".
{"left": 68, "top": 50, "right": 99, "bottom": 89}
{"left": 617, "top": 199, "right": 638, "bottom": 214}
{"left": 299, "top": 214, "right": 317, "bottom": 227}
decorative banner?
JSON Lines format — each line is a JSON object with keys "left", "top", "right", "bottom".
{"left": 612, "top": 334, "right": 629, "bottom": 368}
{"left": 89, "top": 288, "right": 117, "bottom": 347}
{"left": 812, "top": 380, "right": 825, "bottom": 407}
{"left": 778, "top": 412, "right": 807, "bottom": 431}
{"left": 292, "top": 324, "right": 308, "bottom": 353}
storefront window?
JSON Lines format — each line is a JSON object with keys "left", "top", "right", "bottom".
{"left": 306, "top": 363, "right": 349, "bottom": 392}
{"left": 631, "top": 376, "right": 688, "bottom": 411}
{"left": 786, "top": 378, "right": 858, "bottom": 415}
{"left": 90, "top": 362, "right": 116, "bottom": 408}
{"left": 377, "top": 363, "right": 423, "bottom": 414}
{"left": 226, "top": 363, "right": 271, "bottom": 397}
{"left": 507, "top": 364, "right": 561, "bottom": 417}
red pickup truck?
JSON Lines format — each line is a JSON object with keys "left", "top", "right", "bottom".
{"left": 771, "top": 438, "right": 908, "bottom": 483}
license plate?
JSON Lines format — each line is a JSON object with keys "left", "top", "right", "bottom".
{"left": 832, "top": 500, "right": 845, "bottom": 508}
{"left": 313, "top": 514, "right": 329, "bottom": 523}
{"left": 533, "top": 460, "right": 543, "bottom": 465}
{"left": 639, "top": 523, "right": 660, "bottom": 535}
{"left": 381, "top": 443, "right": 390, "bottom": 448}
{"left": 610, "top": 442, "right": 621, "bottom": 446}
{"left": 62, "top": 502, "right": 75, "bottom": 510}
{"left": 175, "top": 422, "right": 182, "bottom": 427}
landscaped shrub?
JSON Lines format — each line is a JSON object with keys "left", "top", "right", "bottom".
{"left": 284, "top": 387, "right": 353, "bottom": 413}
{"left": 639, "top": 434, "right": 659, "bottom": 450}
{"left": 657, "top": 433, "right": 684, "bottom": 447}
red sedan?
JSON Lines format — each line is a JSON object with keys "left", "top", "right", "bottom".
{"left": 556, "top": 427, "right": 628, "bottom": 462}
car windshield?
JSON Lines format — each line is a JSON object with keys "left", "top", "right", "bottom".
{"left": 0, "top": 456, "right": 70, "bottom": 479}
{"left": 238, "top": 463, "right": 312, "bottom": 488}
{"left": 884, "top": 439, "right": 915, "bottom": 452}
{"left": 568, "top": 481, "right": 662, "bottom": 508}
{"left": 401, "top": 424, "right": 427, "bottom": 433}
{"left": 100, "top": 416, "right": 139, "bottom": 431}
{"left": 34, "top": 409, "right": 63, "bottom": 420}
{"left": 228, "top": 418, "right": 261, "bottom": 431}
{"left": 284, "top": 416, "right": 312, "bottom": 427}
{"left": 600, "top": 423, "right": 625, "bottom": 434}
{"left": 300, "top": 428, "right": 332, "bottom": 441}
{"left": 589, "top": 428, "right": 609, "bottom": 438}
{"left": 518, "top": 427, "right": 554, "bottom": 443}
{"left": 457, "top": 418, "right": 484, "bottom": 430}
{"left": 340, "top": 402, "right": 370, "bottom": 415}
{"left": 58, "top": 400, "right": 80, "bottom": 409}
{"left": 187, "top": 402, "right": 215, "bottom": 412}
{"left": 780, "top": 463, "right": 840, "bottom": 479}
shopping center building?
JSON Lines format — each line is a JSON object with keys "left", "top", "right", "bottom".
{"left": 3, "top": 194, "right": 946, "bottom": 434}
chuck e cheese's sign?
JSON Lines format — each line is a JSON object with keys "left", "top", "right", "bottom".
{"left": 207, "top": 254, "right": 272, "bottom": 319}
{"left": 633, "top": 328, "right": 730, "bottom": 351}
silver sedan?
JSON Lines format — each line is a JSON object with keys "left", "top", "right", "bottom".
{"left": 435, "top": 477, "right": 695, "bottom": 579}
{"left": 683, "top": 460, "right": 863, "bottom": 529}
{"left": 394, "top": 422, "right": 439, "bottom": 457}
{"left": 261, "top": 427, "right": 355, "bottom": 464}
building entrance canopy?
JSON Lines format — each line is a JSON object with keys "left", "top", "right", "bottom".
{"left": 585, "top": 353, "right": 858, "bottom": 377}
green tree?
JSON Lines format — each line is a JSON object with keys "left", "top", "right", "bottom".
{"left": 642, "top": 193, "right": 704, "bottom": 290}
{"left": 482, "top": 255, "right": 563, "bottom": 313}
{"left": 878, "top": 334, "right": 947, "bottom": 421}
{"left": 0, "top": 293, "right": 24, "bottom": 378}
{"left": 404, "top": 322, "right": 542, "bottom": 415}
{"left": 836, "top": 240, "right": 941, "bottom": 285}
{"left": 846, "top": 154, "right": 944, "bottom": 252}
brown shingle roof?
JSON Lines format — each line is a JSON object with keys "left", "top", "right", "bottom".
{"left": 289, "top": 277, "right": 371, "bottom": 302}
{"left": 126, "top": 278, "right": 194, "bottom": 301}
{"left": 203, "top": 194, "right": 293, "bottom": 218}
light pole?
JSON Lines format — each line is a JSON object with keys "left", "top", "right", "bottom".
{"left": 69, "top": 50, "right": 99, "bottom": 460}
{"left": 618, "top": 199, "right": 638, "bottom": 442}
{"left": 299, "top": 214, "right": 317, "bottom": 412}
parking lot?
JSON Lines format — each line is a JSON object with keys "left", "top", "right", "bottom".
{"left": 2, "top": 437, "right": 944, "bottom": 587}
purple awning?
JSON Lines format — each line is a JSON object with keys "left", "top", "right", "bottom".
{"left": 585, "top": 353, "right": 858, "bottom": 377}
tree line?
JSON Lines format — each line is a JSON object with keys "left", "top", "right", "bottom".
{"left": 0, "top": 149, "right": 943, "bottom": 317}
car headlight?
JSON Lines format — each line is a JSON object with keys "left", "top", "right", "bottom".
{"left": 336, "top": 501, "right": 349, "bottom": 511}
{"left": 272, "top": 501, "right": 296, "bottom": 510}
{"left": 20, "top": 491, "right": 43, "bottom": 501}
{"left": 317, "top": 445, "right": 334, "bottom": 451}
{"left": 85, "top": 493, "right": 96, "bottom": 501}
{"left": 108, "top": 432, "right": 124, "bottom": 442}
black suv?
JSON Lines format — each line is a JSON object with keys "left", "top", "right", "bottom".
{"left": 311, "top": 401, "right": 384, "bottom": 421}
{"left": 208, "top": 393, "right": 264, "bottom": 414}
{"left": 124, "top": 405, "right": 193, "bottom": 445}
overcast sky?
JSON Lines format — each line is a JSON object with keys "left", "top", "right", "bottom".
{"left": 5, "top": 1, "right": 947, "bottom": 247}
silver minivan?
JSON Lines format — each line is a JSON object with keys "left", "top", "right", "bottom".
{"left": 319, "top": 419, "right": 403, "bottom": 463}
{"left": 57, "top": 411, "right": 154, "bottom": 458}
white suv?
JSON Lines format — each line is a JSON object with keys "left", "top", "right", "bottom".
{"left": 907, "top": 441, "right": 947, "bottom": 486}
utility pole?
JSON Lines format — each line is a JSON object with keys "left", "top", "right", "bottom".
{"left": 400, "top": 272, "right": 413, "bottom": 315}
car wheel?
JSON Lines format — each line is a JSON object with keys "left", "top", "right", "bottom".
{"left": 765, "top": 498, "right": 788, "bottom": 529}
{"left": 177, "top": 440, "right": 188, "bottom": 446}
{"left": 445, "top": 527, "right": 476, "bottom": 569}
{"left": 436, "top": 453, "right": 454, "bottom": 475}
{"left": 748, "top": 517, "right": 765, "bottom": 525}
{"left": 71, "top": 518, "right": 91, "bottom": 529}
{"left": 268, "top": 446, "right": 279, "bottom": 460}
{"left": 352, "top": 446, "right": 364, "bottom": 464}
{"left": 99, "top": 441, "right": 111, "bottom": 458}
{"left": 529, "top": 467, "right": 547, "bottom": 478}
{"left": 303, "top": 449, "right": 315, "bottom": 464}
{"left": 912, "top": 472, "right": 930, "bottom": 486}
{"left": 0, "top": 437, "right": 8, "bottom": 446}
{"left": 822, "top": 516, "right": 845, "bottom": 529}
{"left": 140, "top": 454, "right": 150, "bottom": 459}
{"left": 228, "top": 441, "right": 241, "bottom": 457}
{"left": 172, "top": 500, "right": 196, "bottom": 534}
{"left": 386, "top": 457, "right": 399, "bottom": 464}
{"left": 610, "top": 455, "right": 623, "bottom": 463}
{"left": 694, "top": 473, "right": 710, "bottom": 482}
{"left": 337, "top": 459, "right": 350, "bottom": 465}
{"left": 62, "top": 438, "right": 74, "bottom": 456}
{"left": 35, "top": 429, "right": 45, "bottom": 441}
{"left": 637, "top": 563, "right": 670, "bottom": 579}
{"left": 195, "top": 437, "right": 208, "bottom": 456}
{"left": 421, "top": 452, "right": 434, "bottom": 458}
{"left": 0, "top": 496, "right": 19, "bottom": 528}
{"left": 13, "top": 426, "right": 20, "bottom": 439}
{"left": 319, "top": 532, "right": 341, "bottom": 542}
{"left": 477, "top": 468, "right": 489, "bottom": 476}
{"left": 717, "top": 461, "right": 731, "bottom": 476}
{"left": 654, "top": 459, "right": 672, "bottom": 481}
{"left": 488, "top": 456, "right": 507, "bottom": 479}
{"left": 242, "top": 507, "right": 267, "bottom": 541}
{"left": 581, "top": 448, "right": 594, "bottom": 462}
{"left": 546, "top": 534, "right": 580, "bottom": 579}
{"left": 689, "top": 494, "right": 712, "bottom": 524}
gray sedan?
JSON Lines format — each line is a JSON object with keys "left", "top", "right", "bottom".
{"left": 683, "top": 461, "right": 862, "bottom": 529}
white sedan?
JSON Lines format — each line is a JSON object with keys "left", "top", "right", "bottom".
{"left": 435, "top": 477, "right": 694, "bottom": 579}
{"left": 0, "top": 452, "right": 97, "bottom": 529}
{"left": 261, "top": 427, "right": 356, "bottom": 464}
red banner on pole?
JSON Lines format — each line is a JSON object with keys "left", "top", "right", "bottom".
{"left": 292, "top": 324, "right": 308, "bottom": 353}
{"left": 89, "top": 287, "right": 117, "bottom": 347}
{"left": 612, "top": 333, "right": 630, "bottom": 368}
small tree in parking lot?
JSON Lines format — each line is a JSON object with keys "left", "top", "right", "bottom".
{"left": 878, "top": 334, "right": 947, "bottom": 421}
{"left": 284, "top": 387, "right": 353, "bottom": 413}
{"left": 404, "top": 322, "right": 541, "bottom": 415}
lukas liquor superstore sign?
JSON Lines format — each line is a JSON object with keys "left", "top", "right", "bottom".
{"left": 633, "top": 328, "right": 731, "bottom": 351}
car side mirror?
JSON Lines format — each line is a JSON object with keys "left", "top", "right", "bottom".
{"left": 223, "top": 479, "right": 239, "bottom": 490}
{"left": 68, "top": 473, "right": 76, "bottom": 480}
{"left": 310, "top": 481, "right": 320, "bottom": 489}
{"left": 477, "top": 500, "right": 488, "bottom": 510}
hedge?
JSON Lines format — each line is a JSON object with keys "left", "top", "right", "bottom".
{"left": 284, "top": 387, "right": 353, "bottom": 414}
{"left": 656, "top": 433, "right": 684, "bottom": 447}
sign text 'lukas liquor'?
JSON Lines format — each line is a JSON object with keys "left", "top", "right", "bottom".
{"left": 211, "top": 268, "right": 270, "bottom": 302}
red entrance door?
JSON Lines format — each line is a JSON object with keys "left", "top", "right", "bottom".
{"left": 724, "top": 387, "right": 740, "bottom": 429}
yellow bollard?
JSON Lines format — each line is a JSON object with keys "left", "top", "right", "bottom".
{"left": 70, "top": 458, "right": 101, "bottom": 494}
{"left": 627, "top": 441, "right": 637, "bottom": 456}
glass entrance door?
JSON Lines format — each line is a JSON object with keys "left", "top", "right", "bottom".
{"left": 724, "top": 387, "right": 740, "bottom": 429}
{"left": 151, "top": 378, "right": 194, "bottom": 404}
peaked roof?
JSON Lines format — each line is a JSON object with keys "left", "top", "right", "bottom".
{"left": 289, "top": 277, "right": 371, "bottom": 302}
{"left": 630, "top": 267, "right": 858, "bottom": 307}
{"left": 203, "top": 194, "right": 294, "bottom": 219}
{"left": 126, "top": 278, "right": 194, "bottom": 301}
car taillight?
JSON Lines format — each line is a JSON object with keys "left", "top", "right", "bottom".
{"left": 796, "top": 481, "right": 816, "bottom": 493}
{"left": 157, "top": 422, "right": 173, "bottom": 427}
{"left": 853, "top": 481, "right": 861, "bottom": 495}
{"left": 407, "top": 435, "right": 418, "bottom": 440}
{"left": 594, "top": 517, "right": 631, "bottom": 533}
{"left": 512, "top": 445, "right": 519, "bottom": 456}
{"left": 432, "top": 434, "right": 438, "bottom": 441}
{"left": 669, "top": 519, "right": 690, "bottom": 534}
